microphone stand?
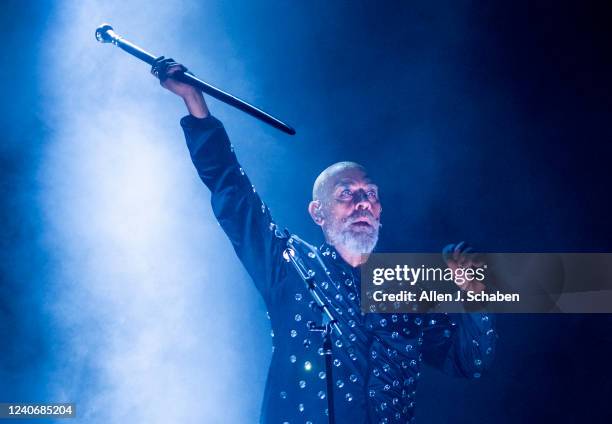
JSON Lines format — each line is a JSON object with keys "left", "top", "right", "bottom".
{"left": 95, "top": 23, "right": 295, "bottom": 135}
{"left": 283, "top": 234, "right": 343, "bottom": 424}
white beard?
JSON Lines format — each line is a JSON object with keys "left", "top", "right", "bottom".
{"left": 326, "top": 221, "right": 379, "bottom": 255}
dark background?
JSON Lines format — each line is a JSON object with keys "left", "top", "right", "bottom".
{"left": 2, "top": 1, "right": 612, "bottom": 422}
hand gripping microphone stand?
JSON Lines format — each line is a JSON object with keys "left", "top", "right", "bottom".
{"left": 283, "top": 234, "right": 347, "bottom": 424}
{"left": 95, "top": 23, "right": 295, "bottom": 135}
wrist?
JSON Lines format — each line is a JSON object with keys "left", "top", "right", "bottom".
{"left": 182, "top": 91, "right": 209, "bottom": 118}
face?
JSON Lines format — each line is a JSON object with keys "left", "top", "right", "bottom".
{"left": 313, "top": 167, "right": 382, "bottom": 254}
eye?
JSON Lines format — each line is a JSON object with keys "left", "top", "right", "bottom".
{"left": 338, "top": 189, "right": 352, "bottom": 199}
{"left": 367, "top": 190, "right": 378, "bottom": 199}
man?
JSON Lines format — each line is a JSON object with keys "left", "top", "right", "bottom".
{"left": 152, "top": 58, "right": 496, "bottom": 423}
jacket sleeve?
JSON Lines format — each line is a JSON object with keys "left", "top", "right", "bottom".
{"left": 180, "top": 114, "right": 287, "bottom": 304}
{"left": 420, "top": 313, "right": 497, "bottom": 378}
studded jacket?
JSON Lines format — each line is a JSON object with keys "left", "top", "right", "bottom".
{"left": 180, "top": 115, "right": 497, "bottom": 424}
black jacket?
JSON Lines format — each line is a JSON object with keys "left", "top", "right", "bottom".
{"left": 181, "top": 114, "right": 496, "bottom": 423}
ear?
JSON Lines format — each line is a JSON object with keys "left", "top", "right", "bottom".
{"left": 308, "top": 200, "right": 324, "bottom": 227}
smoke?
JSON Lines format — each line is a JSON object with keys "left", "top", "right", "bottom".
{"left": 38, "top": 1, "right": 270, "bottom": 422}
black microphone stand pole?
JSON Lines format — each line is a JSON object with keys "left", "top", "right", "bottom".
{"left": 283, "top": 235, "right": 342, "bottom": 424}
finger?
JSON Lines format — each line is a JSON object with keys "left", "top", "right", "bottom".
{"left": 158, "top": 58, "right": 180, "bottom": 70}
{"left": 459, "top": 247, "right": 475, "bottom": 266}
{"left": 454, "top": 241, "right": 467, "bottom": 255}
{"left": 442, "top": 243, "right": 455, "bottom": 263}
{"left": 166, "top": 64, "right": 186, "bottom": 76}
{"left": 455, "top": 241, "right": 476, "bottom": 264}
{"left": 152, "top": 57, "right": 174, "bottom": 71}
{"left": 151, "top": 56, "right": 165, "bottom": 74}
{"left": 156, "top": 60, "right": 187, "bottom": 81}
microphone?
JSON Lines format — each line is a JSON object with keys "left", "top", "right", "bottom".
{"left": 95, "top": 23, "right": 296, "bottom": 135}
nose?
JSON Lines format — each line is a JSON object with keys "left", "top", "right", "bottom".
{"left": 353, "top": 190, "right": 372, "bottom": 211}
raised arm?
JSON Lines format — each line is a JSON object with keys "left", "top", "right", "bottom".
{"left": 152, "top": 57, "right": 287, "bottom": 304}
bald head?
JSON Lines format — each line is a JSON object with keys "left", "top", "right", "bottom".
{"left": 312, "top": 161, "right": 367, "bottom": 201}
